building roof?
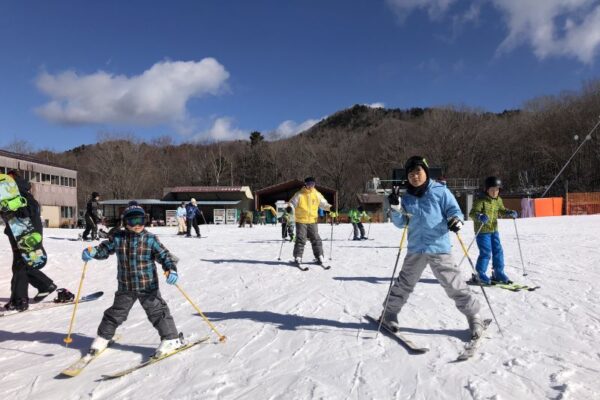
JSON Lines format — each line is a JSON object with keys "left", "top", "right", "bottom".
{"left": 163, "top": 186, "right": 253, "bottom": 199}
{"left": 0, "top": 149, "right": 76, "bottom": 172}
{"left": 256, "top": 179, "right": 336, "bottom": 195}
{"left": 99, "top": 199, "right": 241, "bottom": 206}
{"left": 357, "top": 193, "right": 385, "bottom": 204}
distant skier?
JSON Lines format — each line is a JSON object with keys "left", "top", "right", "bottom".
{"left": 81, "top": 204, "right": 184, "bottom": 357}
{"left": 185, "top": 198, "right": 202, "bottom": 238}
{"left": 348, "top": 205, "right": 369, "bottom": 240}
{"left": 281, "top": 206, "right": 295, "bottom": 241}
{"left": 381, "top": 156, "right": 483, "bottom": 339}
{"left": 82, "top": 192, "right": 101, "bottom": 241}
{"left": 176, "top": 202, "right": 187, "bottom": 235}
{"left": 468, "top": 176, "right": 518, "bottom": 285}
{"left": 288, "top": 177, "right": 332, "bottom": 266}
{"left": 2, "top": 170, "right": 57, "bottom": 311}
{"left": 238, "top": 210, "right": 253, "bottom": 228}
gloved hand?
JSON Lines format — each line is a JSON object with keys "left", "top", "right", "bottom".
{"left": 447, "top": 216, "right": 463, "bottom": 233}
{"left": 165, "top": 270, "right": 179, "bottom": 285}
{"left": 388, "top": 186, "right": 400, "bottom": 205}
{"left": 82, "top": 246, "right": 97, "bottom": 262}
{"left": 506, "top": 210, "right": 518, "bottom": 219}
{"left": 477, "top": 213, "right": 489, "bottom": 224}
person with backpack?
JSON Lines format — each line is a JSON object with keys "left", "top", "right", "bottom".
{"left": 82, "top": 192, "right": 101, "bottom": 241}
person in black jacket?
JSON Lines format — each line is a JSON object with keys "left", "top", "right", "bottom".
{"left": 2, "top": 170, "right": 57, "bottom": 311}
{"left": 82, "top": 192, "right": 101, "bottom": 241}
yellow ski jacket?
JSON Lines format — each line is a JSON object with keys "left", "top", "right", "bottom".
{"left": 289, "top": 187, "right": 331, "bottom": 224}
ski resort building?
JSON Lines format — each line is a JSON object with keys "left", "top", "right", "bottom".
{"left": 0, "top": 149, "right": 78, "bottom": 228}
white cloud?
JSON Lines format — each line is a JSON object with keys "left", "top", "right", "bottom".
{"left": 271, "top": 118, "right": 320, "bottom": 139}
{"left": 191, "top": 117, "right": 247, "bottom": 142}
{"left": 386, "top": 0, "right": 600, "bottom": 64}
{"left": 35, "top": 58, "right": 230, "bottom": 125}
{"left": 366, "top": 102, "right": 386, "bottom": 108}
{"left": 492, "top": 0, "right": 600, "bottom": 64}
{"left": 386, "top": 0, "right": 457, "bottom": 21}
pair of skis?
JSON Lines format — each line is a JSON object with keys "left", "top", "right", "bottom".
{"left": 61, "top": 336, "right": 210, "bottom": 379}
{"left": 291, "top": 260, "right": 331, "bottom": 271}
{"left": 466, "top": 279, "right": 540, "bottom": 292}
{"left": 365, "top": 315, "right": 493, "bottom": 361}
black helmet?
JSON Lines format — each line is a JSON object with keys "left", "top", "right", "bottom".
{"left": 484, "top": 176, "right": 502, "bottom": 189}
{"left": 404, "top": 156, "right": 430, "bottom": 179}
{"left": 91, "top": 192, "right": 100, "bottom": 198}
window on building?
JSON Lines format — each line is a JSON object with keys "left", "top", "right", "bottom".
{"left": 61, "top": 206, "right": 75, "bottom": 219}
{"left": 42, "top": 173, "right": 50, "bottom": 183}
{"left": 35, "top": 172, "right": 40, "bottom": 182}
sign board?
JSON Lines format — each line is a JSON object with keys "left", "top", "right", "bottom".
{"left": 214, "top": 209, "right": 226, "bottom": 224}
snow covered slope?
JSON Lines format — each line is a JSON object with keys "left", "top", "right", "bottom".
{"left": 1, "top": 216, "right": 599, "bottom": 400}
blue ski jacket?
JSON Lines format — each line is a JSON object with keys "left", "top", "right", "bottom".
{"left": 391, "top": 180, "right": 463, "bottom": 254}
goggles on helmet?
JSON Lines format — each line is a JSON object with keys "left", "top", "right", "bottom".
{"left": 125, "top": 215, "right": 146, "bottom": 227}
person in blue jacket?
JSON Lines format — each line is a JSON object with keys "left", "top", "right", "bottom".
{"left": 185, "top": 198, "right": 202, "bottom": 238}
{"left": 381, "top": 156, "right": 484, "bottom": 339}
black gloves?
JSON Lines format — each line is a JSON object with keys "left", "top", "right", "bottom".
{"left": 388, "top": 187, "right": 401, "bottom": 206}
{"left": 447, "top": 216, "right": 463, "bottom": 233}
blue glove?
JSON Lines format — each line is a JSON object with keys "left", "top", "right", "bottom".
{"left": 165, "top": 270, "right": 179, "bottom": 285}
{"left": 507, "top": 210, "right": 518, "bottom": 219}
{"left": 477, "top": 214, "right": 489, "bottom": 224}
{"left": 81, "top": 246, "right": 97, "bottom": 262}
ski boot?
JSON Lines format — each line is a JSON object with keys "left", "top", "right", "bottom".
{"left": 32, "top": 283, "right": 57, "bottom": 303}
{"left": 154, "top": 333, "right": 185, "bottom": 358}
{"left": 467, "top": 314, "right": 483, "bottom": 339}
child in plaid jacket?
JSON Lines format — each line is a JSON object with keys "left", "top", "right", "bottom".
{"left": 82, "top": 204, "right": 183, "bottom": 357}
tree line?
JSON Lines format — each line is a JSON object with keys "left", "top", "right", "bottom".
{"left": 8, "top": 80, "right": 600, "bottom": 209}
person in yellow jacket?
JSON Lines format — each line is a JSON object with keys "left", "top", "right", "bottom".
{"left": 289, "top": 177, "right": 332, "bottom": 266}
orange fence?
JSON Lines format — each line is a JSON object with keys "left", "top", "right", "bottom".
{"left": 566, "top": 192, "right": 600, "bottom": 215}
{"left": 533, "top": 198, "right": 563, "bottom": 217}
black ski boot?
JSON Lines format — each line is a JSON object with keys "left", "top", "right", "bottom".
{"left": 33, "top": 283, "right": 58, "bottom": 303}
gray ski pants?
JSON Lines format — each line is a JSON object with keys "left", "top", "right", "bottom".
{"left": 97, "top": 289, "right": 178, "bottom": 340}
{"left": 293, "top": 223, "right": 323, "bottom": 259}
{"left": 383, "top": 253, "right": 480, "bottom": 317}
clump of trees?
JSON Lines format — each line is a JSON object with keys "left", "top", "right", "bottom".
{"left": 14, "top": 80, "right": 600, "bottom": 209}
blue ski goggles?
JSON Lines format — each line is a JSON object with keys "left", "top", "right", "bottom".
{"left": 124, "top": 215, "right": 146, "bottom": 227}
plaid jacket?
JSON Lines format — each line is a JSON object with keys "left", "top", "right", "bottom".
{"left": 93, "top": 229, "right": 177, "bottom": 292}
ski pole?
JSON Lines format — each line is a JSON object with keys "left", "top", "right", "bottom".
{"left": 513, "top": 218, "right": 528, "bottom": 276}
{"left": 456, "top": 222, "right": 486, "bottom": 271}
{"left": 366, "top": 221, "right": 372, "bottom": 239}
{"left": 455, "top": 233, "right": 504, "bottom": 337}
{"left": 172, "top": 280, "right": 226, "bottom": 343}
{"left": 277, "top": 239, "right": 285, "bottom": 260}
{"left": 328, "top": 222, "right": 334, "bottom": 260}
{"left": 347, "top": 226, "right": 353, "bottom": 240}
{"left": 64, "top": 261, "right": 89, "bottom": 345}
{"left": 377, "top": 222, "right": 408, "bottom": 338}
{"left": 200, "top": 212, "right": 209, "bottom": 234}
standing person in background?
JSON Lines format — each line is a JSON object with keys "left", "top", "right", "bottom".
{"left": 185, "top": 198, "right": 202, "bottom": 238}
{"left": 348, "top": 205, "right": 370, "bottom": 240}
{"left": 82, "top": 192, "right": 101, "bottom": 241}
{"left": 176, "top": 202, "right": 187, "bottom": 235}
{"left": 289, "top": 177, "right": 332, "bottom": 266}
{"left": 281, "top": 206, "right": 295, "bottom": 242}
{"left": 468, "top": 176, "right": 518, "bottom": 285}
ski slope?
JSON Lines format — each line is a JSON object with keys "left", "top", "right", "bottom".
{"left": 0, "top": 216, "right": 599, "bottom": 400}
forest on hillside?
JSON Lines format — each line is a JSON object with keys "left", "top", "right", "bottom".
{"left": 5, "top": 81, "right": 600, "bottom": 209}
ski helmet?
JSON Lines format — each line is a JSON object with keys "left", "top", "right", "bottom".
{"left": 484, "top": 176, "right": 502, "bottom": 189}
{"left": 91, "top": 191, "right": 100, "bottom": 198}
{"left": 304, "top": 176, "right": 316, "bottom": 186}
{"left": 404, "top": 156, "right": 430, "bottom": 179}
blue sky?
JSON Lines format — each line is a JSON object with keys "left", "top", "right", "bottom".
{"left": 1, "top": 0, "right": 599, "bottom": 150}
